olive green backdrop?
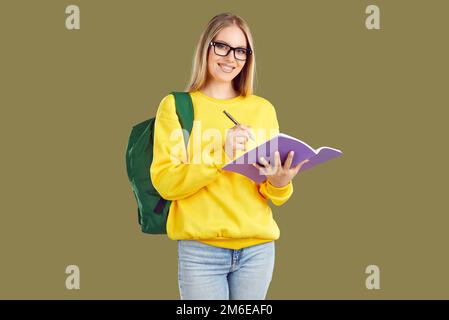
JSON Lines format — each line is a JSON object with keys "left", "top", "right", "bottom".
{"left": 1, "top": 0, "right": 447, "bottom": 299}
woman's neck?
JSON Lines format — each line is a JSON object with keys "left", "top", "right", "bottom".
{"left": 200, "top": 82, "right": 239, "bottom": 100}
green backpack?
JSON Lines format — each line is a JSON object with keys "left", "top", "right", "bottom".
{"left": 125, "top": 92, "right": 194, "bottom": 234}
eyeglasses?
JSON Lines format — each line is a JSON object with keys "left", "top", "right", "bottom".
{"left": 209, "top": 41, "right": 252, "bottom": 61}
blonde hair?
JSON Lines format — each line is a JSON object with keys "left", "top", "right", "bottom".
{"left": 185, "top": 12, "right": 256, "bottom": 97}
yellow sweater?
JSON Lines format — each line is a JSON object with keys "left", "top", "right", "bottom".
{"left": 150, "top": 90, "right": 295, "bottom": 250}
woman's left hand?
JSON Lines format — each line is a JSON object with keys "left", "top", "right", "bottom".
{"left": 254, "top": 151, "right": 309, "bottom": 188}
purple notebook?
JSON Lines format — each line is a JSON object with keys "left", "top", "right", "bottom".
{"left": 222, "top": 133, "right": 343, "bottom": 183}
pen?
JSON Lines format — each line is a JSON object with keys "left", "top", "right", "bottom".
{"left": 223, "top": 110, "right": 256, "bottom": 141}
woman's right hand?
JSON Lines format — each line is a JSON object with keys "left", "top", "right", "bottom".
{"left": 224, "top": 124, "right": 252, "bottom": 159}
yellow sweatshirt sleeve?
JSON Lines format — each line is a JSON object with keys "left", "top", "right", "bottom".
{"left": 150, "top": 94, "right": 227, "bottom": 201}
{"left": 257, "top": 101, "right": 294, "bottom": 206}
{"left": 259, "top": 180, "right": 294, "bottom": 206}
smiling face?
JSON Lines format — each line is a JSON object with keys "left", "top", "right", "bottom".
{"left": 207, "top": 25, "right": 248, "bottom": 84}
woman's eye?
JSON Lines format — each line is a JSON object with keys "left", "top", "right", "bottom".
{"left": 216, "top": 43, "right": 226, "bottom": 49}
{"left": 236, "top": 49, "right": 246, "bottom": 55}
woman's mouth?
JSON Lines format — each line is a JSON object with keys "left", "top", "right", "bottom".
{"left": 218, "top": 63, "right": 235, "bottom": 73}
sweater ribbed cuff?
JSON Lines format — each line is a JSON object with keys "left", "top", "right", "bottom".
{"left": 266, "top": 180, "right": 293, "bottom": 197}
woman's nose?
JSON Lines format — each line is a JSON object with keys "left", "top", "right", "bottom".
{"left": 225, "top": 50, "right": 237, "bottom": 62}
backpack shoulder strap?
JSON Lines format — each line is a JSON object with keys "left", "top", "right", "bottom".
{"left": 171, "top": 91, "right": 194, "bottom": 148}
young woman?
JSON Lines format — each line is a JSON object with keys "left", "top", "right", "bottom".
{"left": 150, "top": 12, "right": 309, "bottom": 300}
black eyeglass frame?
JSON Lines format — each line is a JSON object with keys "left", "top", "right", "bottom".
{"left": 209, "top": 41, "right": 253, "bottom": 61}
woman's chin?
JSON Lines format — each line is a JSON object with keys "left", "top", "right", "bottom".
{"left": 213, "top": 73, "right": 235, "bottom": 82}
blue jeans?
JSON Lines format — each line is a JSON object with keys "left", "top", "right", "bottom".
{"left": 177, "top": 240, "right": 275, "bottom": 300}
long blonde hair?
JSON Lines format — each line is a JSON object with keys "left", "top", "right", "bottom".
{"left": 185, "top": 12, "right": 256, "bottom": 97}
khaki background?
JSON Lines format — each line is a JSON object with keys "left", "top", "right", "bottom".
{"left": 0, "top": 0, "right": 447, "bottom": 299}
